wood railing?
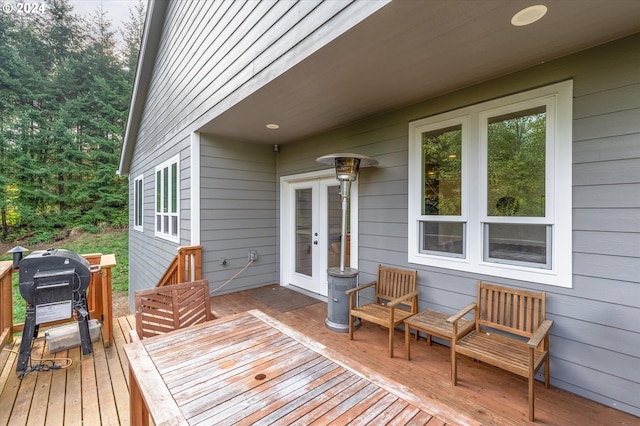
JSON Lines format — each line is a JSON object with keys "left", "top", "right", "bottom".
{"left": 0, "top": 253, "right": 116, "bottom": 348}
{"left": 157, "top": 245, "right": 202, "bottom": 287}
{"left": 0, "top": 261, "right": 13, "bottom": 348}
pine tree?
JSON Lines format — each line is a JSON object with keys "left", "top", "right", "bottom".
{"left": 121, "top": 0, "right": 146, "bottom": 81}
{"left": 0, "top": 0, "right": 144, "bottom": 241}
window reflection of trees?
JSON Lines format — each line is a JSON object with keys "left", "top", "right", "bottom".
{"left": 487, "top": 108, "right": 546, "bottom": 218}
{"left": 422, "top": 125, "right": 462, "bottom": 216}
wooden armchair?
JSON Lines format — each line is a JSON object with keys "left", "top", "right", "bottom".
{"left": 134, "top": 279, "right": 214, "bottom": 339}
{"left": 346, "top": 265, "right": 419, "bottom": 357}
{"left": 448, "top": 281, "right": 553, "bottom": 421}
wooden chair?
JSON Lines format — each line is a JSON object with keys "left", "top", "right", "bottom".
{"left": 134, "top": 279, "right": 214, "bottom": 339}
{"left": 448, "top": 281, "right": 553, "bottom": 421}
{"left": 346, "top": 265, "right": 419, "bottom": 357}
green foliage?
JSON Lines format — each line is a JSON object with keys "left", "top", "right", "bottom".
{"left": 487, "top": 109, "right": 546, "bottom": 217}
{"left": 27, "top": 230, "right": 58, "bottom": 246}
{"left": 422, "top": 125, "right": 462, "bottom": 216}
{"left": 0, "top": 0, "right": 144, "bottom": 241}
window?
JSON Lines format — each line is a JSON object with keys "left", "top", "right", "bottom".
{"left": 133, "top": 174, "right": 144, "bottom": 231}
{"left": 155, "top": 155, "right": 180, "bottom": 242}
{"left": 408, "top": 81, "right": 572, "bottom": 287}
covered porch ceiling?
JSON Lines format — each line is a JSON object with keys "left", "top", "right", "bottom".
{"left": 198, "top": 0, "right": 640, "bottom": 145}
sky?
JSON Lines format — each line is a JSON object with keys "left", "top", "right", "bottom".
{"left": 70, "top": 0, "right": 144, "bottom": 32}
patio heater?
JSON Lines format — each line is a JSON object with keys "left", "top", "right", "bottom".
{"left": 316, "top": 153, "right": 378, "bottom": 332}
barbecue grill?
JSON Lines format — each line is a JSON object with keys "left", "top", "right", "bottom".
{"left": 16, "top": 248, "right": 98, "bottom": 374}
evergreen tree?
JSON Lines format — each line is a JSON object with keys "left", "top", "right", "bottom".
{"left": 0, "top": 0, "right": 144, "bottom": 241}
{"left": 121, "top": 0, "right": 146, "bottom": 81}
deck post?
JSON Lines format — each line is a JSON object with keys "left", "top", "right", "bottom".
{"left": 0, "top": 262, "right": 13, "bottom": 345}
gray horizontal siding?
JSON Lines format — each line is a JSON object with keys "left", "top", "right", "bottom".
{"left": 574, "top": 231, "right": 640, "bottom": 257}
{"left": 573, "top": 134, "right": 640, "bottom": 164}
{"left": 574, "top": 209, "right": 640, "bottom": 232}
{"left": 574, "top": 253, "right": 638, "bottom": 282}
{"left": 199, "top": 136, "right": 277, "bottom": 295}
{"left": 551, "top": 315, "right": 639, "bottom": 359}
{"left": 128, "top": 134, "right": 193, "bottom": 308}
{"left": 552, "top": 357, "right": 639, "bottom": 415}
{"left": 574, "top": 158, "right": 640, "bottom": 185}
{"left": 574, "top": 183, "right": 640, "bottom": 208}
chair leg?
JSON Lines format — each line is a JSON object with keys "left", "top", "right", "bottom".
{"left": 388, "top": 326, "right": 394, "bottom": 358}
{"left": 451, "top": 350, "right": 458, "bottom": 385}
{"left": 529, "top": 375, "right": 535, "bottom": 422}
{"left": 405, "top": 325, "right": 411, "bottom": 360}
{"left": 545, "top": 355, "right": 550, "bottom": 388}
{"left": 349, "top": 314, "right": 354, "bottom": 340}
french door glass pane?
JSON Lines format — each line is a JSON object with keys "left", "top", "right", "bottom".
{"left": 422, "top": 125, "right": 462, "bottom": 216}
{"left": 327, "top": 185, "right": 343, "bottom": 269}
{"left": 295, "top": 188, "right": 312, "bottom": 276}
{"left": 420, "top": 221, "right": 465, "bottom": 256}
{"left": 485, "top": 223, "right": 549, "bottom": 267}
{"left": 487, "top": 107, "right": 546, "bottom": 217}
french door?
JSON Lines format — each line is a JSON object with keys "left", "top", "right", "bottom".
{"left": 281, "top": 172, "right": 358, "bottom": 297}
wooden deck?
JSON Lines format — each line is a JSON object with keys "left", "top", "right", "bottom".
{"left": 1, "top": 286, "right": 638, "bottom": 425}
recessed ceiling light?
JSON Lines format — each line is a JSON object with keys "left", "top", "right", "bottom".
{"left": 266, "top": 123, "right": 279, "bottom": 129}
{"left": 511, "top": 5, "right": 547, "bottom": 27}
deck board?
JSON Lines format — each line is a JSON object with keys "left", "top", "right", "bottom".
{"left": 0, "top": 286, "right": 638, "bottom": 425}
{"left": 63, "top": 346, "right": 82, "bottom": 426}
{"left": 27, "top": 347, "right": 51, "bottom": 425}
{"left": 45, "top": 348, "right": 67, "bottom": 426}
{"left": 93, "top": 337, "right": 120, "bottom": 426}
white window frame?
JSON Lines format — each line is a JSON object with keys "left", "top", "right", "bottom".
{"left": 408, "top": 81, "right": 573, "bottom": 287}
{"left": 133, "top": 174, "right": 144, "bottom": 232}
{"left": 155, "top": 154, "right": 180, "bottom": 243}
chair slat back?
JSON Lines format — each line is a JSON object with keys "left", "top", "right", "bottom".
{"left": 135, "top": 279, "right": 212, "bottom": 339}
{"left": 376, "top": 265, "right": 418, "bottom": 311}
{"left": 477, "top": 281, "right": 546, "bottom": 338}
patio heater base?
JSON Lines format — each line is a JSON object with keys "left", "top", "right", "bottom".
{"left": 325, "top": 267, "right": 360, "bottom": 333}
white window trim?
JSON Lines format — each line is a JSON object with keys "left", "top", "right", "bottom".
{"left": 155, "top": 154, "right": 180, "bottom": 243}
{"left": 190, "top": 133, "right": 201, "bottom": 246}
{"left": 133, "top": 174, "right": 144, "bottom": 232}
{"left": 408, "top": 80, "right": 573, "bottom": 287}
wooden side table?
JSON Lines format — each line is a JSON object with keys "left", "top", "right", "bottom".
{"left": 404, "top": 309, "right": 474, "bottom": 360}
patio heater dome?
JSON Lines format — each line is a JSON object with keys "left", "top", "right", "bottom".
{"left": 317, "top": 153, "right": 378, "bottom": 196}
{"left": 316, "top": 153, "right": 378, "bottom": 332}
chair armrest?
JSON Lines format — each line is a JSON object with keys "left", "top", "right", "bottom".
{"left": 345, "top": 280, "right": 376, "bottom": 295}
{"left": 447, "top": 303, "right": 476, "bottom": 323}
{"left": 387, "top": 290, "right": 420, "bottom": 307}
{"left": 528, "top": 319, "right": 554, "bottom": 348}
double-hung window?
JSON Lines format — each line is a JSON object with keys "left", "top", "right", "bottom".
{"left": 155, "top": 155, "right": 180, "bottom": 242}
{"left": 133, "top": 174, "right": 144, "bottom": 231}
{"left": 408, "top": 81, "right": 572, "bottom": 287}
